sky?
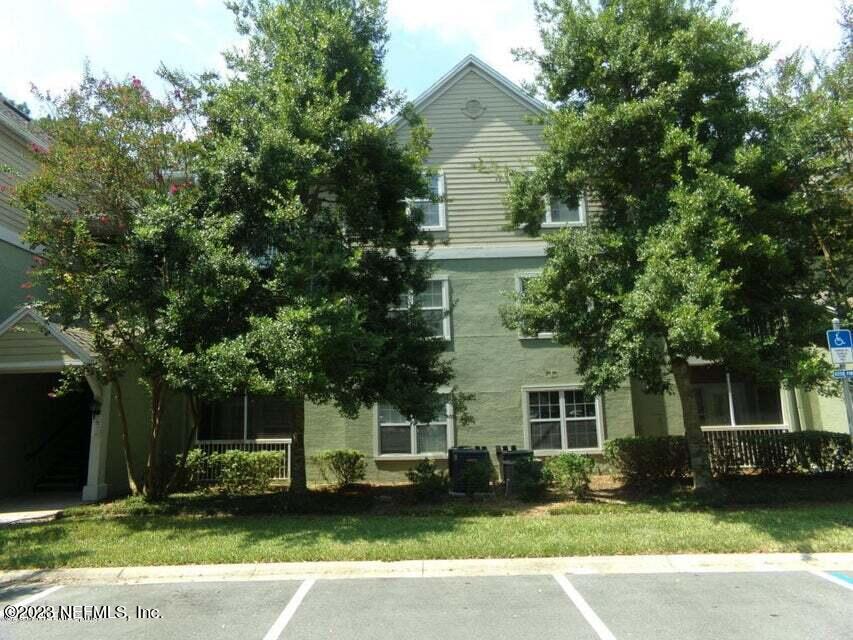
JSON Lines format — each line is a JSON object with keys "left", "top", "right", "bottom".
{"left": 0, "top": 0, "right": 847, "bottom": 117}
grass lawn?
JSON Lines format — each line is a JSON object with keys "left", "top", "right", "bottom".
{"left": 0, "top": 476, "right": 851, "bottom": 570}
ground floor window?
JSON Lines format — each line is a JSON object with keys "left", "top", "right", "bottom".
{"left": 689, "top": 365, "right": 784, "bottom": 427}
{"left": 525, "top": 387, "right": 602, "bottom": 452}
{"left": 198, "top": 394, "right": 294, "bottom": 441}
{"left": 377, "top": 396, "right": 453, "bottom": 456}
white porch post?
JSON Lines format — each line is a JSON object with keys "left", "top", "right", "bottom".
{"left": 82, "top": 376, "right": 111, "bottom": 502}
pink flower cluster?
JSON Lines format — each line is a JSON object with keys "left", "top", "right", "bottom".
{"left": 29, "top": 142, "right": 47, "bottom": 154}
{"left": 169, "top": 181, "right": 193, "bottom": 195}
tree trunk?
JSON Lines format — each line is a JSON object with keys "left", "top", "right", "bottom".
{"left": 288, "top": 399, "right": 308, "bottom": 495}
{"left": 166, "top": 395, "right": 200, "bottom": 495}
{"left": 671, "top": 356, "right": 716, "bottom": 494}
{"left": 143, "top": 377, "right": 166, "bottom": 500}
{"left": 113, "top": 379, "right": 142, "bottom": 495}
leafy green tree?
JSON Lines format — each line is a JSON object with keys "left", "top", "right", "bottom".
{"left": 179, "top": 0, "right": 453, "bottom": 494}
{"left": 15, "top": 72, "right": 252, "bottom": 499}
{"left": 503, "top": 0, "right": 832, "bottom": 492}
{"left": 755, "top": 5, "right": 852, "bottom": 324}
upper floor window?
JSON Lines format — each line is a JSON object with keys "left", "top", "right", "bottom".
{"left": 543, "top": 195, "right": 585, "bottom": 227}
{"left": 393, "top": 278, "right": 451, "bottom": 340}
{"left": 515, "top": 273, "right": 554, "bottom": 340}
{"left": 408, "top": 172, "right": 446, "bottom": 231}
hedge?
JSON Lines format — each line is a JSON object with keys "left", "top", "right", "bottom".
{"left": 606, "top": 431, "right": 852, "bottom": 488}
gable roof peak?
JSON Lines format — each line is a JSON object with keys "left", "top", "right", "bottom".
{"left": 388, "top": 54, "right": 547, "bottom": 127}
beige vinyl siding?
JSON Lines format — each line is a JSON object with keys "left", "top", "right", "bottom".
{"left": 0, "top": 318, "right": 78, "bottom": 366}
{"left": 0, "top": 127, "right": 35, "bottom": 235}
{"left": 396, "top": 68, "right": 545, "bottom": 245}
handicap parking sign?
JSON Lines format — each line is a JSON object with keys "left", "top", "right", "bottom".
{"left": 827, "top": 329, "right": 853, "bottom": 365}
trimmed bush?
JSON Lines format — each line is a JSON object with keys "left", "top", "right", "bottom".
{"left": 208, "top": 450, "right": 283, "bottom": 495}
{"left": 313, "top": 449, "right": 367, "bottom": 489}
{"left": 544, "top": 453, "right": 595, "bottom": 498}
{"left": 781, "top": 431, "right": 852, "bottom": 474}
{"left": 604, "top": 436, "right": 690, "bottom": 488}
{"left": 406, "top": 458, "right": 449, "bottom": 502}
{"left": 172, "top": 448, "right": 207, "bottom": 491}
{"left": 509, "top": 457, "right": 548, "bottom": 501}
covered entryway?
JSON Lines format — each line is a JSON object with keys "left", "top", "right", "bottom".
{"left": 0, "top": 373, "right": 93, "bottom": 497}
{"left": 0, "top": 307, "right": 111, "bottom": 502}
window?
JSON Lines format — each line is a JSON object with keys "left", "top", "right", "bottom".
{"left": 515, "top": 274, "right": 553, "bottom": 339}
{"left": 393, "top": 278, "right": 451, "bottom": 340}
{"left": 408, "top": 172, "right": 446, "bottom": 231}
{"left": 377, "top": 395, "right": 453, "bottom": 457}
{"left": 198, "top": 393, "right": 294, "bottom": 441}
{"left": 524, "top": 387, "right": 603, "bottom": 452}
{"left": 543, "top": 195, "right": 585, "bottom": 227}
{"left": 690, "top": 365, "right": 784, "bottom": 428}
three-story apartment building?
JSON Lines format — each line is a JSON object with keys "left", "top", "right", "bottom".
{"left": 0, "top": 58, "right": 847, "bottom": 497}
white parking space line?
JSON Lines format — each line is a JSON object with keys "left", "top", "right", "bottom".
{"left": 553, "top": 574, "right": 617, "bottom": 640}
{"left": 810, "top": 570, "right": 853, "bottom": 592}
{"left": 14, "top": 585, "right": 63, "bottom": 607}
{"left": 0, "top": 585, "right": 64, "bottom": 619}
{"left": 262, "top": 578, "right": 316, "bottom": 640}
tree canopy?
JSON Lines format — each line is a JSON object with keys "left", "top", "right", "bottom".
{"left": 165, "top": 0, "right": 454, "bottom": 492}
{"left": 503, "top": 0, "right": 841, "bottom": 490}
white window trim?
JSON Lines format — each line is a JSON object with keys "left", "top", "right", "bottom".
{"left": 542, "top": 194, "right": 586, "bottom": 228}
{"left": 521, "top": 384, "right": 605, "bottom": 455}
{"left": 407, "top": 170, "right": 446, "bottom": 232}
{"left": 394, "top": 276, "right": 452, "bottom": 341}
{"left": 691, "top": 367, "right": 790, "bottom": 431}
{"left": 373, "top": 390, "right": 455, "bottom": 460}
{"left": 514, "top": 272, "right": 554, "bottom": 340}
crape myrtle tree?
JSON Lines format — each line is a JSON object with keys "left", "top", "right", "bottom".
{"left": 502, "top": 0, "right": 833, "bottom": 492}
{"left": 180, "top": 0, "right": 454, "bottom": 494}
{"left": 15, "top": 73, "right": 254, "bottom": 499}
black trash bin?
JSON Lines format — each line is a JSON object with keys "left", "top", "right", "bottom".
{"left": 497, "top": 449, "right": 534, "bottom": 496}
{"left": 448, "top": 447, "right": 491, "bottom": 495}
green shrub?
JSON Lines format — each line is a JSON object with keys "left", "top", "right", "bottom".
{"left": 406, "top": 459, "right": 449, "bottom": 502}
{"left": 209, "top": 450, "right": 283, "bottom": 495}
{"left": 544, "top": 453, "right": 595, "bottom": 498}
{"left": 509, "top": 457, "right": 548, "bottom": 501}
{"left": 312, "top": 449, "right": 367, "bottom": 489}
{"left": 781, "top": 431, "right": 852, "bottom": 474}
{"left": 461, "top": 457, "right": 493, "bottom": 496}
{"left": 172, "top": 448, "right": 207, "bottom": 491}
{"left": 604, "top": 436, "right": 689, "bottom": 488}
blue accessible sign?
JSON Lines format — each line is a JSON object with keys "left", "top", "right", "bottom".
{"left": 827, "top": 329, "right": 853, "bottom": 365}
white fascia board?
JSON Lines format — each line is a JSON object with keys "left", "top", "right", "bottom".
{"left": 387, "top": 54, "right": 548, "bottom": 128}
{"left": 0, "top": 109, "right": 46, "bottom": 148}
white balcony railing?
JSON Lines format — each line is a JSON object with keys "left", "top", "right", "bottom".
{"left": 195, "top": 439, "right": 292, "bottom": 481}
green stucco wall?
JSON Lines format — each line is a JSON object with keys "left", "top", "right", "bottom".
{"left": 304, "top": 256, "right": 637, "bottom": 482}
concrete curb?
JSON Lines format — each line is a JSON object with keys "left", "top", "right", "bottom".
{"left": 1, "top": 553, "right": 851, "bottom": 586}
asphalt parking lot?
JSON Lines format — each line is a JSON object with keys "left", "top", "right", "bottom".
{"left": 0, "top": 570, "right": 850, "bottom": 640}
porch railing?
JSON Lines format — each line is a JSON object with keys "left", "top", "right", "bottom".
{"left": 195, "top": 439, "right": 292, "bottom": 481}
{"left": 702, "top": 425, "right": 790, "bottom": 471}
